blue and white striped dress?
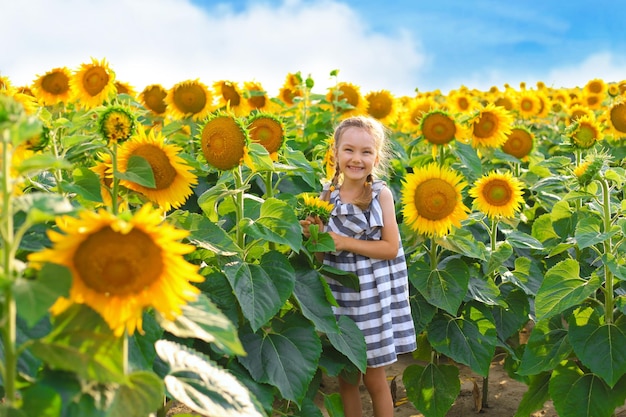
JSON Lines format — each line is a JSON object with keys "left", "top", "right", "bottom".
{"left": 323, "top": 180, "right": 417, "bottom": 368}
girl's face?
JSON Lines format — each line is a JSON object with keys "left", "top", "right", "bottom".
{"left": 335, "top": 127, "right": 379, "bottom": 184}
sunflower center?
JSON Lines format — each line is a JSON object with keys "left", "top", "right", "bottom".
{"left": 82, "top": 66, "right": 110, "bottom": 96}
{"left": 201, "top": 117, "right": 246, "bottom": 170}
{"left": 248, "top": 94, "right": 266, "bottom": 109}
{"left": 473, "top": 112, "right": 498, "bottom": 138}
{"left": 143, "top": 86, "right": 167, "bottom": 114}
{"left": 173, "top": 84, "right": 207, "bottom": 114}
{"left": 337, "top": 86, "right": 360, "bottom": 108}
{"left": 250, "top": 119, "right": 283, "bottom": 153}
{"left": 482, "top": 179, "right": 512, "bottom": 206}
{"left": 132, "top": 144, "right": 177, "bottom": 189}
{"left": 520, "top": 98, "right": 534, "bottom": 112}
{"left": 221, "top": 82, "right": 241, "bottom": 106}
{"left": 422, "top": 113, "right": 456, "bottom": 144}
{"left": 414, "top": 178, "right": 458, "bottom": 220}
{"left": 502, "top": 129, "right": 532, "bottom": 158}
{"left": 367, "top": 93, "right": 393, "bottom": 119}
{"left": 457, "top": 97, "right": 470, "bottom": 111}
{"left": 42, "top": 72, "right": 70, "bottom": 95}
{"left": 74, "top": 227, "right": 163, "bottom": 296}
{"left": 610, "top": 103, "right": 626, "bottom": 133}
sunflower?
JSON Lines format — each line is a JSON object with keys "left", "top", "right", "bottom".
{"left": 566, "top": 103, "right": 594, "bottom": 126}
{"left": 0, "top": 75, "right": 12, "bottom": 92}
{"left": 70, "top": 57, "right": 117, "bottom": 109}
{"left": 419, "top": 110, "right": 460, "bottom": 146}
{"left": 322, "top": 137, "right": 336, "bottom": 182}
{"left": 584, "top": 78, "right": 607, "bottom": 97}
{"left": 397, "top": 96, "right": 436, "bottom": 133}
{"left": 469, "top": 171, "right": 525, "bottom": 219}
{"left": 326, "top": 82, "right": 368, "bottom": 117}
{"left": 568, "top": 114, "right": 602, "bottom": 149}
{"left": 277, "top": 72, "right": 303, "bottom": 106}
{"left": 117, "top": 126, "right": 198, "bottom": 211}
{"left": 213, "top": 80, "right": 247, "bottom": 115}
{"left": 139, "top": 84, "right": 168, "bottom": 116}
{"left": 501, "top": 126, "right": 534, "bottom": 160}
{"left": 243, "top": 81, "right": 276, "bottom": 113}
{"left": 297, "top": 193, "right": 334, "bottom": 223}
{"left": 28, "top": 204, "right": 204, "bottom": 336}
{"left": 401, "top": 163, "right": 470, "bottom": 237}
{"left": 114, "top": 80, "right": 137, "bottom": 97}
{"left": 32, "top": 67, "right": 73, "bottom": 106}
{"left": 365, "top": 90, "right": 398, "bottom": 125}
{"left": 200, "top": 112, "right": 249, "bottom": 171}
{"left": 248, "top": 113, "right": 285, "bottom": 160}
{"left": 515, "top": 90, "right": 541, "bottom": 119}
{"left": 446, "top": 88, "right": 477, "bottom": 114}
{"left": 166, "top": 79, "right": 214, "bottom": 121}
{"left": 468, "top": 103, "right": 514, "bottom": 149}
{"left": 493, "top": 94, "right": 515, "bottom": 111}
{"left": 582, "top": 93, "right": 603, "bottom": 110}
{"left": 98, "top": 105, "right": 137, "bottom": 143}
{"left": 604, "top": 101, "right": 626, "bottom": 139}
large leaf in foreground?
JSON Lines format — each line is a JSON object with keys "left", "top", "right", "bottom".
{"left": 238, "top": 314, "right": 321, "bottom": 404}
{"left": 156, "top": 340, "right": 264, "bottom": 417}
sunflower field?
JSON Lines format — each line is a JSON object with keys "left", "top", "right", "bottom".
{"left": 1, "top": 59, "right": 625, "bottom": 417}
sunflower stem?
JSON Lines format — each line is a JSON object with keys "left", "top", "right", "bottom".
{"left": 429, "top": 238, "right": 439, "bottom": 270}
{"left": 234, "top": 165, "right": 245, "bottom": 249}
{"left": 1, "top": 128, "right": 17, "bottom": 406}
{"left": 111, "top": 142, "right": 119, "bottom": 215}
{"left": 50, "top": 128, "right": 65, "bottom": 195}
{"left": 264, "top": 171, "right": 276, "bottom": 251}
{"left": 600, "top": 178, "right": 615, "bottom": 324}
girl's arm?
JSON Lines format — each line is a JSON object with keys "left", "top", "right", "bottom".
{"left": 329, "top": 186, "right": 400, "bottom": 260}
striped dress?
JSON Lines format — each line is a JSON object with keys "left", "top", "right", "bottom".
{"left": 323, "top": 180, "right": 417, "bottom": 367}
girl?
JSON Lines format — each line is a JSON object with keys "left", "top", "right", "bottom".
{"left": 301, "top": 116, "right": 416, "bottom": 417}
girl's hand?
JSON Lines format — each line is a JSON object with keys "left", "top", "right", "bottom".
{"left": 300, "top": 215, "right": 324, "bottom": 238}
{"left": 327, "top": 231, "right": 344, "bottom": 251}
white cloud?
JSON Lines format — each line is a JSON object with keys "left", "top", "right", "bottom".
{"left": 1, "top": 0, "right": 425, "bottom": 97}
{"left": 545, "top": 52, "right": 626, "bottom": 89}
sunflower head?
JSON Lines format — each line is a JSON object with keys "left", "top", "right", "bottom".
{"left": 117, "top": 126, "right": 198, "bottom": 211}
{"left": 401, "top": 163, "right": 470, "bottom": 237}
{"left": 200, "top": 112, "right": 250, "bottom": 171}
{"left": 166, "top": 79, "right": 214, "bottom": 121}
{"left": 243, "top": 81, "right": 274, "bottom": 112}
{"left": 468, "top": 171, "right": 525, "bottom": 219}
{"left": 501, "top": 126, "right": 534, "bottom": 160}
{"left": 365, "top": 90, "right": 397, "bottom": 124}
{"left": 70, "top": 57, "right": 117, "bottom": 109}
{"left": 326, "top": 82, "right": 367, "bottom": 116}
{"left": 33, "top": 67, "right": 73, "bottom": 106}
{"left": 297, "top": 193, "right": 334, "bottom": 223}
{"left": 139, "top": 84, "right": 168, "bottom": 115}
{"left": 468, "top": 103, "right": 514, "bottom": 149}
{"left": 114, "top": 80, "right": 137, "bottom": 98}
{"left": 28, "top": 204, "right": 204, "bottom": 336}
{"left": 419, "top": 109, "right": 459, "bottom": 146}
{"left": 98, "top": 105, "right": 137, "bottom": 143}
{"left": 567, "top": 114, "right": 602, "bottom": 149}
{"left": 247, "top": 113, "right": 285, "bottom": 159}
{"left": 605, "top": 101, "right": 626, "bottom": 139}
{"left": 213, "top": 80, "right": 243, "bottom": 110}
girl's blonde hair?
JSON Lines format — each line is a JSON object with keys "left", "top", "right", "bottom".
{"left": 324, "top": 115, "right": 392, "bottom": 210}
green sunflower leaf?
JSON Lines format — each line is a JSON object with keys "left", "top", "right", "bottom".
{"left": 403, "top": 362, "right": 460, "bottom": 417}
{"left": 239, "top": 313, "right": 322, "bottom": 405}
{"left": 116, "top": 155, "right": 155, "bottom": 188}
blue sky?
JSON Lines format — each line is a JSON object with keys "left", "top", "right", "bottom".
{"left": 2, "top": 0, "right": 625, "bottom": 97}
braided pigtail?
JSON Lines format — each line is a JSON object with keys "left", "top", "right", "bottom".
{"left": 321, "top": 168, "right": 341, "bottom": 202}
